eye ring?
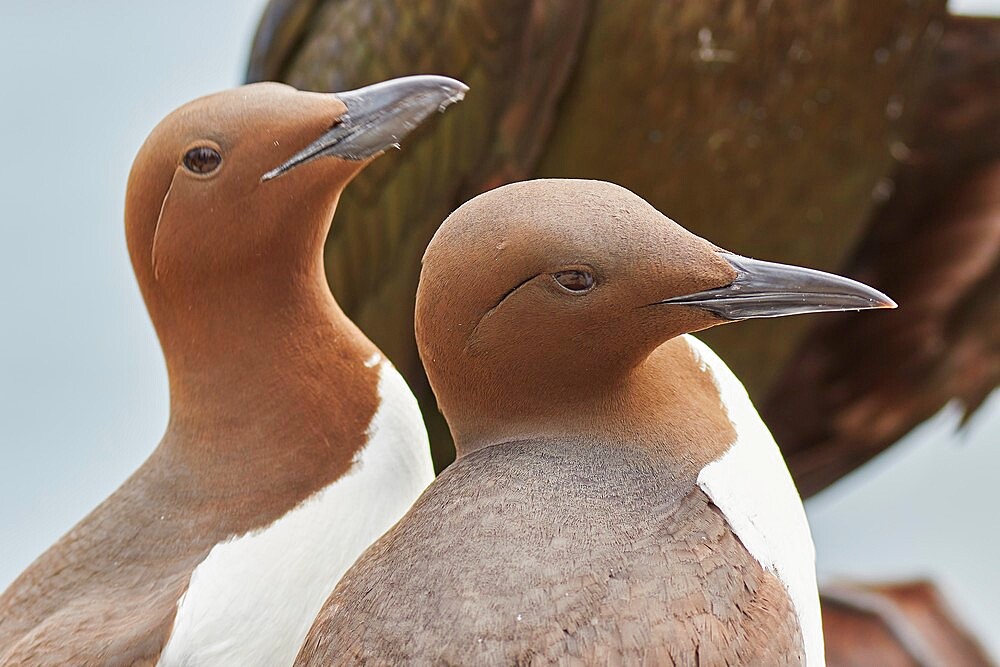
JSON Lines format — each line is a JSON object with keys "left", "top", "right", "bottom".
{"left": 182, "top": 146, "right": 223, "bottom": 175}
{"left": 553, "top": 269, "right": 595, "bottom": 293}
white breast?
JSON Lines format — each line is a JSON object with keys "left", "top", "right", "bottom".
{"left": 157, "top": 359, "right": 434, "bottom": 667}
{"left": 684, "top": 335, "right": 825, "bottom": 666}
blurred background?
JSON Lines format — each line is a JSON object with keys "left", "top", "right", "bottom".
{"left": 0, "top": 0, "right": 997, "bottom": 661}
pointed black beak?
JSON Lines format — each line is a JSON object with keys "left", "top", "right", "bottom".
{"left": 262, "top": 75, "right": 467, "bottom": 181}
{"left": 660, "top": 252, "right": 896, "bottom": 319}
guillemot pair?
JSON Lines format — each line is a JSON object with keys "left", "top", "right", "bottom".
{"left": 1, "top": 83, "right": 892, "bottom": 665}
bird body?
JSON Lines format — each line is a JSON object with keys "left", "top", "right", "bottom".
{"left": 688, "top": 335, "right": 823, "bottom": 664}
{"left": 300, "top": 334, "right": 819, "bottom": 665}
{"left": 0, "top": 76, "right": 465, "bottom": 665}
{"left": 158, "top": 357, "right": 431, "bottom": 666}
{"left": 1, "top": 353, "right": 430, "bottom": 667}
{"left": 296, "top": 180, "right": 894, "bottom": 665}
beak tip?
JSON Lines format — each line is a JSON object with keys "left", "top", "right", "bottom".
{"left": 418, "top": 76, "right": 468, "bottom": 113}
{"left": 440, "top": 87, "right": 467, "bottom": 112}
{"left": 863, "top": 286, "right": 897, "bottom": 310}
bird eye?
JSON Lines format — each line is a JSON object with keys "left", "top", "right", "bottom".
{"left": 553, "top": 270, "right": 595, "bottom": 292}
{"left": 182, "top": 146, "right": 222, "bottom": 175}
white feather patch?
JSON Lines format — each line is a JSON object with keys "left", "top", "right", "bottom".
{"left": 157, "top": 361, "right": 433, "bottom": 666}
{"left": 685, "top": 334, "right": 825, "bottom": 666}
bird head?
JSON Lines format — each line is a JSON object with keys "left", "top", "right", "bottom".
{"left": 416, "top": 179, "right": 894, "bottom": 451}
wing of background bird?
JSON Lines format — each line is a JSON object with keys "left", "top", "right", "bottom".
{"left": 247, "top": 0, "right": 592, "bottom": 464}
{"left": 764, "top": 14, "right": 1000, "bottom": 497}
{"left": 821, "top": 581, "right": 994, "bottom": 667}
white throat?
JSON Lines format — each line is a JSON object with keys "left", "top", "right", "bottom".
{"left": 685, "top": 335, "right": 825, "bottom": 666}
{"left": 157, "top": 358, "right": 433, "bottom": 666}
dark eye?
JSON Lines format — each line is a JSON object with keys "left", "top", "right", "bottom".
{"left": 183, "top": 146, "right": 222, "bottom": 174}
{"left": 553, "top": 270, "right": 595, "bottom": 292}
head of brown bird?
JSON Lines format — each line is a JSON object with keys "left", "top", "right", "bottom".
{"left": 416, "top": 179, "right": 895, "bottom": 451}
{"left": 123, "top": 76, "right": 465, "bottom": 355}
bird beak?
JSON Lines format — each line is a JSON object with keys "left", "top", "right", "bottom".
{"left": 261, "top": 75, "right": 467, "bottom": 182}
{"left": 660, "top": 252, "right": 896, "bottom": 319}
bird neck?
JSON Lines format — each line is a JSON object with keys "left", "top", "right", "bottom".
{"left": 154, "top": 259, "right": 381, "bottom": 459}
{"left": 450, "top": 336, "right": 737, "bottom": 481}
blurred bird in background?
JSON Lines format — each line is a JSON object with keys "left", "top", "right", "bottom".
{"left": 246, "top": 1, "right": 999, "bottom": 664}
{"left": 821, "top": 580, "right": 994, "bottom": 666}
{"left": 246, "top": 0, "right": 998, "bottom": 498}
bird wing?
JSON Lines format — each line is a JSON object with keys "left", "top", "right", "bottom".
{"left": 0, "top": 451, "right": 228, "bottom": 665}
{"left": 246, "top": 0, "right": 591, "bottom": 464}
{"left": 0, "top": 597, "right": 178, "bottom": 667}
{"left": 764, "top": 15, "right": 1000, "bottom": 496}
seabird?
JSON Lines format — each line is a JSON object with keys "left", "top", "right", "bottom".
{"left": 0, "top": 75, "right": 466, "bottom": 666}
{"left": 296, "top": 179, "right": 895, "bottom": 666}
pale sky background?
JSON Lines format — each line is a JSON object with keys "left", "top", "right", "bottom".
{"left": 1, "top": 0, "right": 997, "bottom": 658}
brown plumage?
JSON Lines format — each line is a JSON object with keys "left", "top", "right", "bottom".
{"left": 301, "top": 440, "right": 802, "bottom": 665}
{"left": 243, "top": 0, "right": 988, "bottom": 495}
{"left": 296, "top": 179, "right": 893, "bottom": 665}
{"left": 764, "top": 14, "right": 1000, "bottom": 494}
{"left": 0, "top": 78, "right": 464, "bottom": 665}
